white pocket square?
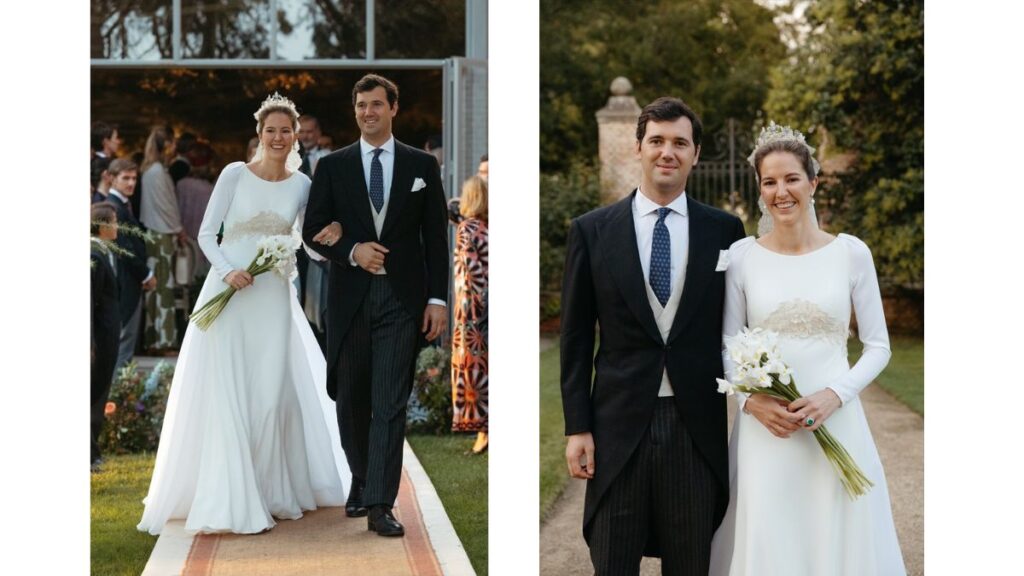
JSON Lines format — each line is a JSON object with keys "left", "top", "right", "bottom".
{"left": 715, "top": 250, "right": 730, "bottom": 272}
{"left": 411, "top": 177, "right": 427, "bottom": 192}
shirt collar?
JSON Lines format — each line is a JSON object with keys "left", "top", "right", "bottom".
{"left": 360, "top": 135, "right": 395, "bottom": 157}
{"left": 635, "top": 187, "right": 688, "bottom": 217}
{"left": 108, "top": 189, "right": 129, "bottom": 204}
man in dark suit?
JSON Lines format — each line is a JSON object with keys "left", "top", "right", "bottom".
{"left": 302, "top": 74, "right": 449, "bottom": 538}
{"left": 560, "top": 97, "right": 746, "bottom": 575}
{"left": 90, "top": 202, "right": 121, "bottom": 471}
{"left": 104, "top": 158, "right": 156, "bottom": 376}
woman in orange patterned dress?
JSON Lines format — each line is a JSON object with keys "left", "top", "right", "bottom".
{"left": 451, "top": 176, "right": 489, "bottom": 453}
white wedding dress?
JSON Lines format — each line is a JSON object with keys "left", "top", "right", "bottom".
{"left": 709, "top": 234, "right": 906, "bottom": 575}
{"left": 137, "top": 162, "right": 347, "bottom": 535}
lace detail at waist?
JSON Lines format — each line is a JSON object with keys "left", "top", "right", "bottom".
{"left": 222, "top": 211, "right": 292, "bottom": 243}
{"left": 757, "top": 299, "right": 850, "bottom": 345}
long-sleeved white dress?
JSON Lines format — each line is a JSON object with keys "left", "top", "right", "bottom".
{"left": 709, "top": 234, "right": 906, "bottom": 576}
{"left": 137, "top": 162, "right": 346, "bottom": 535}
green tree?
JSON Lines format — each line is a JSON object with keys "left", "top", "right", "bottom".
{"left": 540, "top": 0, "right": 785, "bottom": 172}
{"left": 764, "top": 0, "right": 924, "bottom": 288}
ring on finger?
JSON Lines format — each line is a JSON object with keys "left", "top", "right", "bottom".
{"left": 805, "top": 417, "right": 815, "bottom": 427}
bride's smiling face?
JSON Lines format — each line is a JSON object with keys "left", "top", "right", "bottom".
{"left": 758, "top": 151, "right": 817, "bottom": 227}
{"left": 259, "top": 112, "right": 296, "bottom": 162}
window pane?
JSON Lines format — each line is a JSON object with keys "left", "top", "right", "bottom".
{"left": 182, "top": 0, "right": 272, "bottom": 59}
{"left": 92, "top": 0, "right": 174, "bottom": 60}
{"left": 375, "top": 0, "right": 465, "bottom": 59}
{"left": 276, "top": 0, "right": 366, "bottom": 60}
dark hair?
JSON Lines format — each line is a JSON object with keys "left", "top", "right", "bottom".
{"left": 91, "top": 155, "right": 111, "bottom": 189}
{"left": 425, "top": 134, "right": 443, "bottom": 150}
{"left": 108, "top": 157, "right": 138, "bottom": 177}
{"left": 752, "top": 139, "right": 818, "bottom": 182}
{"left": 176, "top": 132, "right": 197, "bottom": 156}
{"left": 91, "top": 202, "right": 117, "bottom": 236}
{"left": 352, "top": 74, "right": 399, "bottom": 107}
{"left": 479, "top": 153, "right": 488, "bottom": 163}
{"left": 91, "top": 122, "right": 117, "bottom": 151}
{"left": 635, "top": 97, "right": 703, "bottom": 147}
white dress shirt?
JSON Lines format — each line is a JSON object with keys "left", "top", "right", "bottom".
{"left": 634, "top": 188, "right": 689, "bottom": 397}
{"left": 633, "top": 188, "right": 689, "bottom": 290}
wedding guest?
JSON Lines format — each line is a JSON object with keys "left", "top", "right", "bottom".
{"left": 298, "top": 115, "right": 329, "bottom": 175}
{"left": 91, "top": 155, "right": 112, "bottom": 203}
{"left": 477, "top": 153, "right": 488, "bottom": 181}
{"left": 176, "top": 141, "right": 217, "bottom": 275}
{"left": 91, "top": 121, "right": 121, "bottom": 159}
{"left": 106, "top": 159, "right": 156, "bottom": 378}
{"left": 168, "top": 132, "right": 196, "bottom": 184}
{"left": 451, "top": 175, "right": 489, "bottom": 454}
{"left": 91, "top": 202, "right": 121, "bottom": 472}
{"left": 298, "top": 114, "right": 330, "bottom": 351}
{"left": 139, "top": 126, "right": 186, "bottom": 352}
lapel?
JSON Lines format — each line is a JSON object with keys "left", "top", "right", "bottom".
{"left": 667, "top": 196, "right": 715, "bottom": 343}
{"left": 381, "top": 139, "right": 413, "bottom": 239}
{"left": 597, "top": 190, "right": 663, "bottom": 344}
{"left": 344, "top": 144, "right": 377, "bottom": 240}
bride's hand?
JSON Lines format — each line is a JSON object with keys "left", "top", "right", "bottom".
{"left": 745, "top": 394, "right": 803, "bottom": 438}
{"left": 225, "top": 270, "right": 254, "bottom": 290}
{"left": 787, "top": 388, "right": 841, "bottom": 432}
{"left": 313, "top": 221, "right": 343, "bottom": 247}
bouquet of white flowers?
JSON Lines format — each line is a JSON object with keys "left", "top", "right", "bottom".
{"left": 717, "top": 327, "right": 873, "bottom": 498}
{"left": 189, "top": 234, "right": 302, "bottom": 331}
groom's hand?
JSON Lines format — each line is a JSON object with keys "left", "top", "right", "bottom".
{"left": 566, "top": 432, "right": 595, "bottom": 479}
{"left": 422, "top": 304, "right": 447, "bottom": 341}
{"left": 353, "top": 242, "right": 389, "bottom": 273}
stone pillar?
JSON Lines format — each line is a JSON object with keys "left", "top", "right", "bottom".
{"left": 596, "top": 77, "right": 642, "bottom": 203}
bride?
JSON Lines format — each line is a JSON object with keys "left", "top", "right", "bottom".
{"left": 137, "top": 94, "right": 347, "bottom": 535}
{"left": 709, "top": 124, "right": 906, "bottom": 575}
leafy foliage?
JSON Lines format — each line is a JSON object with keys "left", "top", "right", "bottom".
{"left": 407, "top": 345, "right": 454, "bottom": 435}
{"left": 540, "top": 161, "right": 602, "bottom": 319}
{"left": 100, "top": 362, "right": 173, "bottom": 454}
{"left": 540, "top": 0, "right": 785, "bottom": 171}
{"left": 765, "top": 0, "right": 924, "bottom": 287}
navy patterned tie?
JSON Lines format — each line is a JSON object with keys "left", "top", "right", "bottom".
{"left": 369, "top": 148, "right": 385, "bottom": 212}
{"left": 649, "top": 207, "right": 672, "bottom": 306}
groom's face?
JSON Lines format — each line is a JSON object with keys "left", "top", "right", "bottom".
{"left": 636, "top": 117, "right": 701, "bottom": 194}
{"left": 354, "top": 86, "right": 398, "bottom": 141}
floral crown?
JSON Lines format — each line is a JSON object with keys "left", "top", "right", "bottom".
{"left": 746, "top": 121, "right": 820, "bottom": 176}
{"left": 253, "top": 92, "right": 299, "bottom": 122}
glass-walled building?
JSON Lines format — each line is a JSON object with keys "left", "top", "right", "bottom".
{"left": 91, "top": 0, "right": 487, "bottom": 195}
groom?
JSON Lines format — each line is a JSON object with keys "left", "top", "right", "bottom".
{"left": 560, "top": 97, "right": 746, "bottom": 574}
{"left": 303, "top": 74, "right": 449, "bottom": 537}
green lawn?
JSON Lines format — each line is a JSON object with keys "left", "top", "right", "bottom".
{"left": 408, "top": 433, "right": 488, "bottom": 576}
{"left": 538, "top": 335, "right": 925, "bottom": 521}
{"left": 91, "top": 437, "right": 487, "bottom": 576}
{"left": 849, "top": 335, "right": 924, "bottom": 415}
{"left": 539, "top": 344, "right": 568, "bottom": 520}
{"left": 90, "top": 453, "right": 158, "bottom": 576}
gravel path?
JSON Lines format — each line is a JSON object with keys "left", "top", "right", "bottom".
{"left": 539, "top": 380, "right": 924, "bottom": 575}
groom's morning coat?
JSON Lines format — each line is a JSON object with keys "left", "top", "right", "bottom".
{"left": 560, "top": 191, "right": 746, "bottom": 553}
{"left": 302, "top": 139, "right": 449, "bottom": 398}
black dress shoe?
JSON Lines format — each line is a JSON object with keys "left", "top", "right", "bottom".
{"left": 346, "top": 479, "right": 368, "bottom": 518}
{"left": 367, "top": 506, "right": 404, "bottom": 537}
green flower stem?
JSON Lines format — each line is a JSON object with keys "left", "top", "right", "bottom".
{"left": 734, "top": 373, "right": 873, "bottom": 499}
{"left": 188, "top": 248, "right": 282, "bottom": 331}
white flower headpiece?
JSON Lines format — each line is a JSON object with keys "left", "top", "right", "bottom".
{"left": 254, "top": 92, "right": 299, "bottom": 122}
{"left": 746, "top": 121, "right": 820, "bottom": 177}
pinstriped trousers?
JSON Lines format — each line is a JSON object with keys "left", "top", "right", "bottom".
{"left": 335, "top": 276, "right": 420, "bottom": 508}
{"left": 589, "top": 398, "right": 720, "bottom": 576}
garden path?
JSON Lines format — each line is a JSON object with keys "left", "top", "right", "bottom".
{"left": 538, "top": 347, "right": 924, "bottom": 576}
